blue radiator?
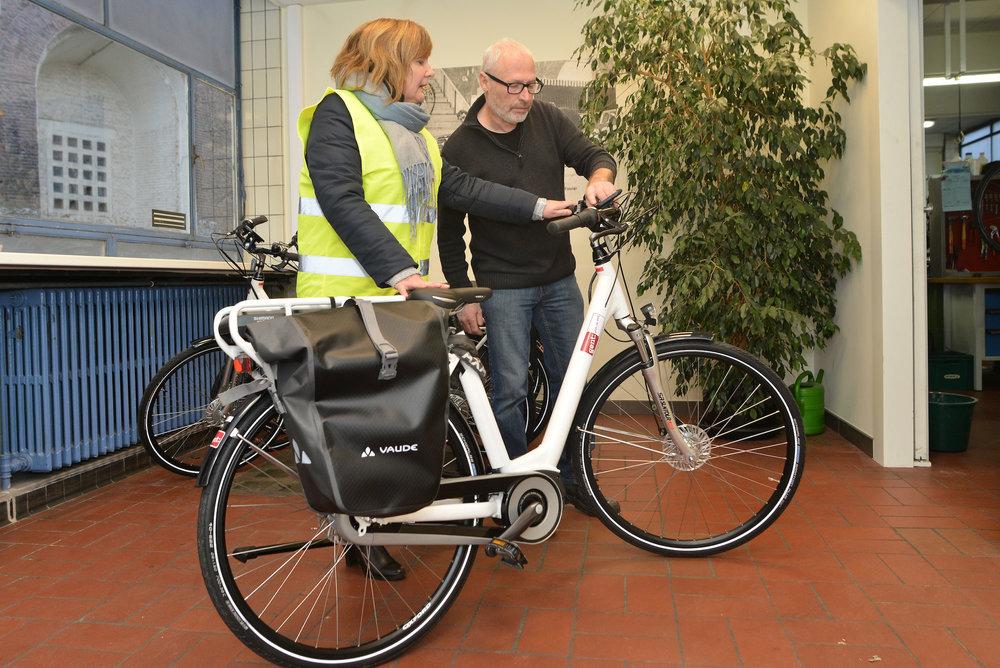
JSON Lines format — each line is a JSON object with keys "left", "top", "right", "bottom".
{"left": 0, "top": 285, "right": 245, "bottom": 489}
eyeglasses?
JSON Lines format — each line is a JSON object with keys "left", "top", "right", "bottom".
{"left": 484, "top": 71, "right": 544, "bottom": 95}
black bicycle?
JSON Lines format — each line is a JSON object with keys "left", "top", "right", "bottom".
{"left": 136, "top": 216, "right": 298, "bottom": 476}
{"left": 450, "top": 329, "right": 551, "bottom": 442}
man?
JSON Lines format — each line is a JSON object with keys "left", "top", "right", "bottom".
{"left": 438, "top": 39, "right": 617, "bottom": 515}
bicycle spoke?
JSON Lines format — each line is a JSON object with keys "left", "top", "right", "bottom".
{"left": 236, "top": 431, "right": 297, "bottom": 476}
{"left": 579, "top": 426, "right": 667, "bottom": 457}
{"left": 590, "top": 459, "right": 668, "bottom": 475}
{"left": 710, "top": 441, "right": 789, "bottom": 460}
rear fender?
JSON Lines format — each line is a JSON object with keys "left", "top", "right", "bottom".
{"left": 195, "top": 395, "right": 268, "bottom": 487}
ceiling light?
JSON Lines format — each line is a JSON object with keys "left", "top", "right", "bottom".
{"left": 924, "top": 120, "right": 936, "bottom": 129}
{"left": 924, "top": 73, "right": 1000, "bottom": 87}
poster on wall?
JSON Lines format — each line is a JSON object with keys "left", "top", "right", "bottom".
{"left": 941, "top": 163, "right": 973, "bottom": 212}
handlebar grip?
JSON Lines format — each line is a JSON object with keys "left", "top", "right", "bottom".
{"left": 284, "top": 251, "right": 300, "bottom": 262}
{"left": 546, "top": 207, "right": 599, "bottom": 235}
{"left": 244, "top": 215, "right": 268, "bottom": 227}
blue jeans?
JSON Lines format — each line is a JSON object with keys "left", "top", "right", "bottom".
{"left": 481, "top": 274, "right": 584, "bottom": 485}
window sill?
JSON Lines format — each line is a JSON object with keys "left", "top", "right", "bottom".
{"left": 0, "top": 252, "right": 233, "bottom": 273}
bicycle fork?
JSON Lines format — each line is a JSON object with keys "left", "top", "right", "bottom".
{"left": 618, "top": 316, "right": 699, "bottom": 464}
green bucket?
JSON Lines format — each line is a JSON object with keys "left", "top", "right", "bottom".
{"left": 791, "top": 370, "right": 825, "bottom": 436}
{"left": 928, "top": 392, "right": 977, "bottom": 452}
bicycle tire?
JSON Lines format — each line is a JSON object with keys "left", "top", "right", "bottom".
{"left": 138, "top": 341, "right": 253, "bottom": 476}
{"left": 572, "top": 339, "right": 805, "bottom": 557}
{"left": 198, "top": 396, "right": 483, "bottom": 667}
{"left": 973, "top": 161, "right": 1000, "bottom": 254}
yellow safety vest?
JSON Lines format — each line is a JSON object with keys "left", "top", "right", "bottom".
{"left": 296, "top": 88, "right": 443, "bottom": 297}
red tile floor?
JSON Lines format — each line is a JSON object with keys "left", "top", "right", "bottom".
{"left": 1, "top": 385, "right": 998, "bottom": 667}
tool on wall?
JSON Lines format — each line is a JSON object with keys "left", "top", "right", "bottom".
{"left": 948, "top": 220, "right": 955, "bottom": 268}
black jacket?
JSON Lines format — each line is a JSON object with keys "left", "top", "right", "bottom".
{"left": 305, "top": 93, "right": 539, "bottom": 287}
{"left": 438, "top": 96, "right": 617, "bottom": 289}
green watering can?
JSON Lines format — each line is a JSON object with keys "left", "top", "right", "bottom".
{"left": 791, "top": 370, "right": 825, "bottom": 436}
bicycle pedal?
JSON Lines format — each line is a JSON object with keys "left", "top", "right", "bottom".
{"left": 484, "top": 538, "right": 527, "bottom": 569}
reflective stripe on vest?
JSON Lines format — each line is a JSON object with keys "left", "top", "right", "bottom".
{"left": 298, "top": 197, "right": 438, "bottom": 224}
{"left": 300, "top": 255, "right": 430, "bottom": 278}
{"left": 295, "top": 88, "right": 442, "bottom": 298}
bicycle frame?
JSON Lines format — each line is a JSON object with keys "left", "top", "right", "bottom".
{"left": 466, "top": 260, "right": 633, "bottom": 476}
{"left": 213, "top": 250, "right": 693, "bottom": 532}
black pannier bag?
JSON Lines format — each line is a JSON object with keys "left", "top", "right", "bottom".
{"left": 244, "top": 300, "right": 449, "bottom": 517}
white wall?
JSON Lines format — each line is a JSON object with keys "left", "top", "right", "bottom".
{"left": 807, "top": 0, "right": 923, "bottom": 466}
{"left": 299, "top": 0, "right": 595, "bottom": 97}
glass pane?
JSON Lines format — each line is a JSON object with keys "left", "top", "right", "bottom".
{"left": 964, "top": 138, "right": 990, "bottom": 159}
{"left": 964, "top": 125, "right": 991, "bottom": 143}
{"left": 193, "top": 79, "right": 237, "bottom": 239}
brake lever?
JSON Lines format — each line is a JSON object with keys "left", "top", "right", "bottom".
{"left": 590, "top": 224, "right": 628, "bottom": 242}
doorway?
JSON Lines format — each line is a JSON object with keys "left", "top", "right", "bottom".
{"left": 922, "top": 0, "right": 1000, "bottom": 462}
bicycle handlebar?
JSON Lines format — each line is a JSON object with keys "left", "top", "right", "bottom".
{"left": 225, "top": 214, "right": 299, "bottom": 271}
{"left": 546, "top": 207, "right": 599, "bottom": 235}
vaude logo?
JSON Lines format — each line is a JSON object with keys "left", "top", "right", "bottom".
{"left": 380, "top": 444, "right": 419, "bottom": 454}
{"left": 360, "top": 444, "right": 419, "bottom": 458}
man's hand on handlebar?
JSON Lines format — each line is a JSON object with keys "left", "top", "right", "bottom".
{"left": 394, "top": 274, "right": 449, "bottom": 298}
{"left": 585, "top": 180, "right": 618, "bottom": 207}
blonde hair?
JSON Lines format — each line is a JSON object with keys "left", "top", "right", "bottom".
{"left": 330, "top": 18, "right": 432, "bottom": 102}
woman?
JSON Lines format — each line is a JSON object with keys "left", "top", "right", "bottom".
{"left": 296, "top": 18, "right": 572, "bottom": 581}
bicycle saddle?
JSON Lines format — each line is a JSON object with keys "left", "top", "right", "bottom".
{"left": 408, "top": 287, "right": 492, "bottom": 309}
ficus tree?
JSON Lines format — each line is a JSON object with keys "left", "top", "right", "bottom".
{"left": 576, "top": 0, "right": 866, "bottom": 377}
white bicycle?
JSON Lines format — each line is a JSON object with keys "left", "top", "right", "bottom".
{"left": 195, "top": 196, "right": 805, "bottom": 667}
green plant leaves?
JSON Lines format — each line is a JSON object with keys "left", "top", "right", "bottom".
{"left": 577, "top": 0, "right": 865, "bottom": 377}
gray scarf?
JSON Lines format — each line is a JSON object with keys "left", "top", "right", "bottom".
{"left": 342, "top": 78, "right": 434, "bottom": 240}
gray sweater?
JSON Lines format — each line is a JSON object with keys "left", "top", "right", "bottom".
{"left": 304, "top": 93, "right": 539, "bottom": 288}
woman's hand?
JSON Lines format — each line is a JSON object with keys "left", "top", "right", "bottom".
{"left": 393, "top": 274, "right": 449, "bottom": 298}
{"left": 541, "top": 199, "right": 575, "bottom": 219}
